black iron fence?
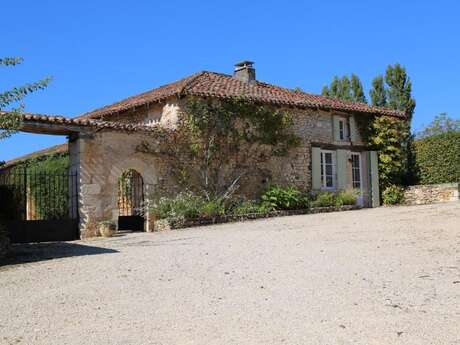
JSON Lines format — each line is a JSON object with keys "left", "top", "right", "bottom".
{"left": 0, "top": 168, "right": 78, "bottom": 221}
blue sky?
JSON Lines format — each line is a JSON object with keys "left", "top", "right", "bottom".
{"left": 2, "top": 0, "right": 459, "bottom": 161}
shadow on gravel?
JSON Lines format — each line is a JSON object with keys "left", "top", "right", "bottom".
{"left": 1, "top": 242, "right": 118, "bottom": 268}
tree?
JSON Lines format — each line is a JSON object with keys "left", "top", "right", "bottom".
{"left": 417, "top": 113, "right": 460, "bottom": 139}
{"left": 322, "top": 74, "right": 367, "bottom": 103}
{"left": 0, "top": 57, "right": 51, "bottom": 139}
{"left": 384, "top": 64, "right": 416, "bottom": 185}
{"left": 369, "top": 76, "right": 386, "bottom": 107}
{"left": 385, "top": 64, "right": 416, "bottom": 119}
{"left": 351, "top": 74, "right": 367, "bottom": 104}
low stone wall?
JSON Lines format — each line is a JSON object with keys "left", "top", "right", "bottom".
{"left": 153, "top": 205, "right": 362, "bottom": 231}
{"left": 404, "top": 183, "right": 459, "bottom": 205}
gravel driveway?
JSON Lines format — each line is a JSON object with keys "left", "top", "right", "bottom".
{"left": 1, "top": 202, "right": 460, "bottom": 345}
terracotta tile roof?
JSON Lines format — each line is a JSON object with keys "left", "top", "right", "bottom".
{"left": 81, "top": 71, "right": 405, "bottom": 119}
{"left": 18, "top": 112, "right": 161, "bottom": 132}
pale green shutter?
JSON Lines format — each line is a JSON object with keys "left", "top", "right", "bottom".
{"left": 332, "top": 115, "right": 340, "bottom": 141}
{"left": 369, "top": 151, "right": 380, "bottom": 207}
{"left": 349, "top": 116, "right": 357, "bottom": 142}
{"left": 336, "top": 149, "right": 348, "bottom": 190}
{"left": 312, "top": 147, "right": 322, "bottom": 190}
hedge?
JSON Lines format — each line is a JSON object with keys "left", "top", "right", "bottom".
{"left": 414, "top": 131, "right": 460, "bottom": 184}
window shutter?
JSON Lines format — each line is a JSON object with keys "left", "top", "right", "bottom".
{"left": 311, "top": 147, "right": 322, "bottom": 190}
{"left": 349, "top": 116, "right": 357, "bottom": 142}
{"left": 336, "top": 149, "right": 348, "bottom": 190}
{"left": 332, "top": 116, "right": 340, "bottom": 141}
{"left": 369, "top": 151, "right": 380, "bottom": 207}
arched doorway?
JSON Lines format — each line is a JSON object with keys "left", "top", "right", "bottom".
{"left": 118, "top": 169, "right": 144, "bottom": 231}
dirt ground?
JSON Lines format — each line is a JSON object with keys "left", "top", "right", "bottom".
{"left": 1, "top": 202, "right": 459, "bottom": 345}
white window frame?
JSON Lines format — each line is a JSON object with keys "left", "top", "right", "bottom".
{"left": 320, "top": 150, "right": 336, "bottom": 190}
{"left": 351, "top": 152, "right": 362, "bottom": 191}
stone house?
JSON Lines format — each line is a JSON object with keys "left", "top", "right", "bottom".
{"left": 7, "top": 61, "right": 404, "bottom": 238}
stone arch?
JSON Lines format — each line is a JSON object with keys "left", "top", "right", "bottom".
{"left": 106, "top": 158, "right": 157, "bottom": 225}
{"left": 117, "top": 169, "right": 145, "bottom": 231}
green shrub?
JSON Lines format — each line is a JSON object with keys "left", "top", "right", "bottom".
{"left": 415, "top": 131, "right": 460, "bottom": 184}
{"left": 200, "top": 199, "right": 226, "bottom": 218}
{"left": 261, "top": 185, "right": 309, "bottom": 210}
{"left": 150, "top": 192, "right": 205, "bottom": 219}
{"left": 382, "top": 185, "right": 405, "bottom": 205}
{"left": 311, "top": 192, "right": 335, "bottom": 208}
{"left": 335, "top": 190, "right": 357, "bottom": 206}
{"left": 232, "top": 200, "right": 273, "bottom": 216}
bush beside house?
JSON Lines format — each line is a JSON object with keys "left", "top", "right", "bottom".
{"left": 149, "top": 186, "right": 359, "bottom": 230}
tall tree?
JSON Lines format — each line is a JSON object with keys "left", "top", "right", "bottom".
{"left": 385, "top": 64, "right": 416, "bottom": 119}
{"left": 0, "top": 57, "right": 51, "bottom": 139}
{"left": 351, "top": 74, "right": 366, "bottom": 104}
{"left": 322, "top": 74, "right": 367, "bottom": 103}
{"left": 369, "top": 75, "right": 386, "bottom": 107}
{"left": 368, "top": 64, "right": 416, "bottom": 187}
{"left": 384, "top": 64, "right": 416, "bottom": 184}
{"left": 339, "top": 76, "right": 352, "bottom": 101}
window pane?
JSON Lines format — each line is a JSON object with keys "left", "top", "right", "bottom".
{"left": 351, "top": 154, "right": 361, "bottom": 189}
{"left": 325, "top": 164, "right": 333, "bottom": 175}
{"left": 325, "top": 153, "right": 332, "bottom": 164}
{"left": 326, "top": 176, "right": 333, "bottom": 187}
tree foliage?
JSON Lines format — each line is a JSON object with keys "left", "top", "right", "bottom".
{"left": 138, "top": 97, "right": 300, "bottom": 201}
{"left": 322, "top": 74, "right": 367, "bottom": 104}
{"left": 7, "top": 153, "right": 70, "bottom": 220}
{"left": 385, "top": 64, "right": 416, "bottom": 119}
{"left": 414, "top": 131, "right": 460, "bottom": 184}
{"left": 414, "top": 114, "right": 460, "bottom": 184}
{"left": 369, "top": 115, "right": 406, "bottom": 188}
{"left": 369, "top": 76, "right": 386, "bottom": 107}
{"left": 0, "top": 57, "right": 51, "bottom": 139}
{"left": 417, "top": 113, "right": 460, "bottom": 139}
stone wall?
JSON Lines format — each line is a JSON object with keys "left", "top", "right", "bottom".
{"left": 404, "top": 183, "right": 459, "bottom": 205}
{"left": 73, "top": 130, "right": 180, "bottom": 237}
{"left": 72, "top": 97, "right": 374, "bottom": 238}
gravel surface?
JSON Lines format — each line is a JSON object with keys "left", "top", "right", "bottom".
{"left": 1, "top": 202, "right": 460, "bottom": 345}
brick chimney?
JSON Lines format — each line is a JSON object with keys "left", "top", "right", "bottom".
{"left": 233, "top": 60, "right": 256, "bottom": 83}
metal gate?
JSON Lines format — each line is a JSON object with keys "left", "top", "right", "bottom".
{"left": 117, "top": 169, "right": 144, "bottom": 231}
{"left": 0, "top": 168, "right": 79, "bottom": 243}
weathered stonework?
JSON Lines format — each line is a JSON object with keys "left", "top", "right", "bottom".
{"left": 69, "top": 96, "right": 375, "bottom": 238}
{"left": 404, "top": 183, "right": 459, "bottom": 205}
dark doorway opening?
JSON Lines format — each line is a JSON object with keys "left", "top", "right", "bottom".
{"left": 117, "top": 169, "right": 144, "bottom": 231}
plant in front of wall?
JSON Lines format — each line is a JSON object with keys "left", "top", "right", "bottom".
{"left": 97, "top": 220, "right": 117, "bottom": 237}
{"left": 311, "top": 191, "right": 336, "bottom": 208}
{"left": 382, "top": 185, "right": 405, "bottom": 205}
{"left": 231, "top": 200, "right": 273, "bottom": 216}
{"left": 335, "top": 190, "right": 357, "bottom": 206}
{"left": 261, "top": 185, "right": 310, "bottom": 210}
